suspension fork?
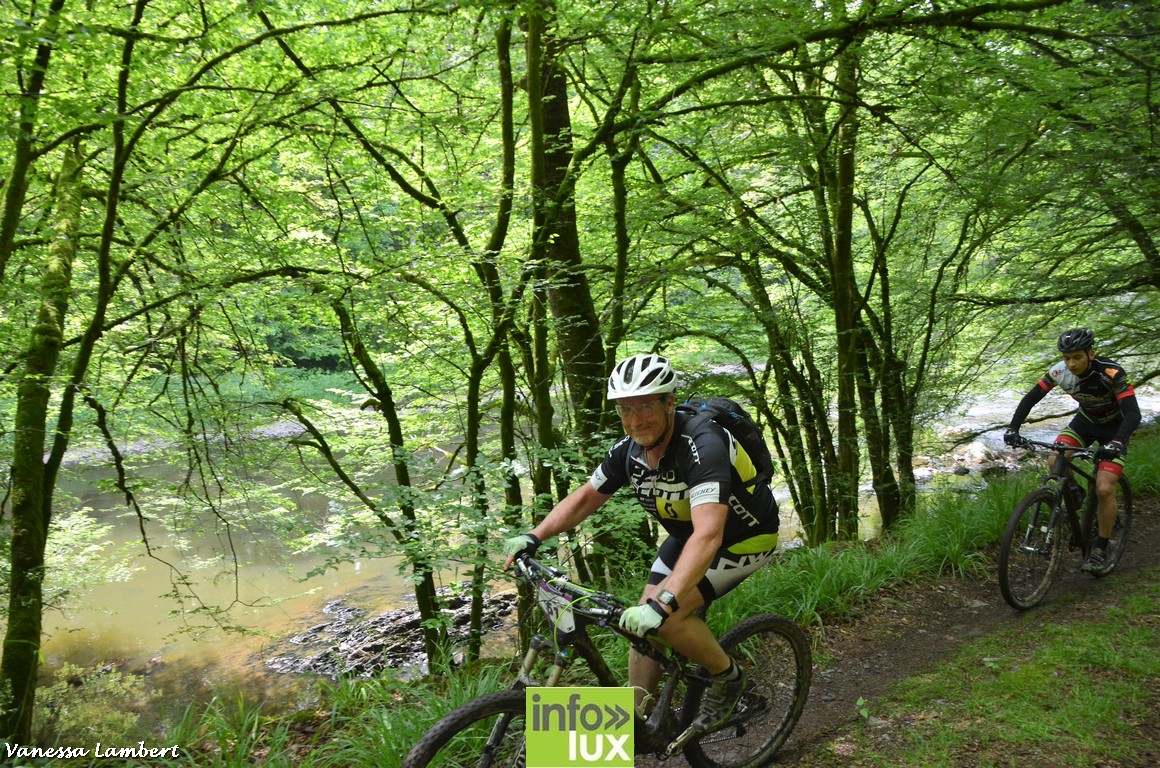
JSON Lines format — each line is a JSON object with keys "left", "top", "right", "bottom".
{"left": 517, "top": 634, "right": 570, "bottom": 689}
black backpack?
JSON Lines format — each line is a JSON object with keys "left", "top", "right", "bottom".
{"left": 677, "top": 396, "right": 775, "bottom": 488}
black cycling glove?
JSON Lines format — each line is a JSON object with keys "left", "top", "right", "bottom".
{"left": 1096, "top": 440, "right": 1125, "bottom": 461}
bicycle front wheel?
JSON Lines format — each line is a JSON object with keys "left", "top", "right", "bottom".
{"left": 998, "top": 487, "right": 1067, "bottom": 610}
{"left": 401, "top": 689, "right": 526, "bottom": 768}
{"left": 681, "top": 613, "right": 812, "bottom": 768}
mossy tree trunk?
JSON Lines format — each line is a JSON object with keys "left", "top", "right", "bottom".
{"left": 0, "top": 144, "right": 83, "bottom": 742}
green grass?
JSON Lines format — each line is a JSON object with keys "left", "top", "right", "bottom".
{"left": 302, "top": 659, "right": 522, "bottom": 767}
{"left": 840, "top": 579, "right": 1160, "bottom": 768}
{"left": 1126, "top": 429, "right": 1160, "bottom": 496}
{"left": 166, "top": 694, "right": 298, "bottom": 768}
{"left": 99, "top": 660, "right": 524, "bottom": 767}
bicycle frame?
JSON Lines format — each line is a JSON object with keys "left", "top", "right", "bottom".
{"left": 511, "top": 555, "right": 707, "bottom": 756}
{"left": 1027, "top": 438, "right": 1099, "bottom": 557}
{"left": 402, "top": 554, "right": 812, "bottom": 768}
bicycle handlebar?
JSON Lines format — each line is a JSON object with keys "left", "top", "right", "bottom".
{"left": 512, "top": 551, "right": 566, "bottom": 582}
{"left": 511, "top": 553, "right": 713, "bottom": 667}
{"left": 1014, "top": 437, "right": 1096, "bottom": 460}
{"left": 512, "top": 553, "right": 628, "bottom": 623}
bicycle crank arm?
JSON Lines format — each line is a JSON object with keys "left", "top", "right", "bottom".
{"left": 662, "top": 719, "right": 747, "bottom": 757}
{"left": 662, "top": 718, "right": 746, "bottom": 757}
{"left": 662, "top": 693, "right": 771, "bottom": 758}
{"left": 663, "top": 726, "right": 701, "bottom": 758}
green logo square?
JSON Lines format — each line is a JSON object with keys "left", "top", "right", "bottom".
{"left": 526, "top": 687, "right": 634, "bottom": 768}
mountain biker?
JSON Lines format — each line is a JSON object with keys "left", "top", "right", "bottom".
{"left": 503, "top": 353, "right": 780, "bottom": 733}
{"left": 1003, "top": 327, "right": 1141, "bottom": 573}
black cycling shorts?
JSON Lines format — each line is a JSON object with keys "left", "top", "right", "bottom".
{"left": 647, "top": 532, "right": 778, "bottom": 605}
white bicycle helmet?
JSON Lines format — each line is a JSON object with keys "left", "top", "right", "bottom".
{"left": 607, "top": 354, "right": 678, "bottom": 400}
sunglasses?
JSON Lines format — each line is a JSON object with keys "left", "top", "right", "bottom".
{"left": 614, "top": 396, "right": 669, "bottom": 418}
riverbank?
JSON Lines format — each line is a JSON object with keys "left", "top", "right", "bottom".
{"left": 263, "top": 587, "right": 518, "bottom": 678}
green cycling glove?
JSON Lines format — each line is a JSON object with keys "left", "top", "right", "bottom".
{"left": 502, "top": 533, "right": 541, "bottom": 558}
{"left": 618, "top": 601, "right": 668, "bottom": 636}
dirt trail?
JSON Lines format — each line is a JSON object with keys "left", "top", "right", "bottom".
{"left": 637, "top": 498, "right": 1160, "bottom": 767}
{"left": 771, "top": 497, "right": 1160, "bottom": 767}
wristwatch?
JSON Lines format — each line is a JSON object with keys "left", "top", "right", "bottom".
{"left": 655, "top": 589, "right": 680, "bottom": 614}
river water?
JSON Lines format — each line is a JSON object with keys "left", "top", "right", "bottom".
{"left": 30, "top": 386, "right": 1159, "bottom": 716}
{"left": 39, "top": 455, "right": 418, "bottom": 712}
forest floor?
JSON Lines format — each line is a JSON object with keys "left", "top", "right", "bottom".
{"left": 767, "top": 495, "right": 1160, "bottom": 768}
{"left": 634, "top": 496, "right": 1160, "bottom": 768}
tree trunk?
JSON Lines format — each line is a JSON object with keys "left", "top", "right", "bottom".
{"left": 830, "top": 44, "right": 862, "bottom": 539}
{"left": 495, "top": 17, "right": 524, "bottom": 532}
{"left": 888, "top": 372, "right": 918, "bottom": 519}
{"left": 733, "top": 259, "right": 838, "bottom": 545}
{"left": 0, "top": 144, "right": 83, "bottom": 741}
{"left": 601, "top": 130, "right": 638, "bottom": 411}
{"left": 0, "top": 0, "right": 67, "bottom": 281}
{"left": 328, "top": 298, "right": 448, "bottom": 667}
{"left": 856, "top": 341, "right": 903, "bottom": 529}
{"left": 526, "top": 0, "right": 605, "bottom": 437}
{"left": 524, "top": 0, "right": 610, "bottom": 583}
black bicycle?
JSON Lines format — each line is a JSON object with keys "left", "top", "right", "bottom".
{"left": 998, "top": 438, "right": 1133, "bottom": 610}
{"left": 401, "top": 553, "right": 811, "bottom": 768}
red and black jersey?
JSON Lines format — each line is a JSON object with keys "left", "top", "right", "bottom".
{"left": 1010, "top": 356, "right": 1142, "bottom": 444}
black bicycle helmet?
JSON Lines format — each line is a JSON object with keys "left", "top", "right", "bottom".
{"left": 1057, "top": 327, "right": 1095, "bottom": 353}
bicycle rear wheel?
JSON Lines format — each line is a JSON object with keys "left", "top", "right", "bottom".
{"left": 401, "top": 689, "right": 525, "bottom": 768}
{"left": 1088, "top": 474, "right": 1133, "bottom": 576}
{"left": 681, "top": 613, "right": 812, "bottom": 768}
{"left": 998, "top": 487, "right": 1067, "bottom": 609}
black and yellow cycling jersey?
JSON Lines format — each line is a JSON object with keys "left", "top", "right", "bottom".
{"left": 590, "top": 410, "right": 779, "bottom": 549}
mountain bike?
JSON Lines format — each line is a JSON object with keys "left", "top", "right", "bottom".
{"left": 401, "top": 552, "right": 812, "bottom": 768}
{"left": 998, "top": 438, "right": 1133, "bottom": 610}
